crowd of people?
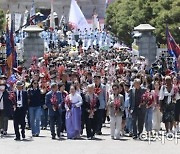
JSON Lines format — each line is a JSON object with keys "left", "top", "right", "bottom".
{"left": 12, "top": 26, "right": 114, "bottom": 52}
{"left": 0, "top": 43, "right": 180, "bottom": 141}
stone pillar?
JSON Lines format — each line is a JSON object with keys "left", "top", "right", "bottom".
{"left": 23, "top": 25, "right": 44, "bottom": 67}
{"left": 133, "top": 24, "right": 157, "bottom": 67}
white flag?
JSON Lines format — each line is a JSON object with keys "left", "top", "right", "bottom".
{"left": 23, "top": 9, "right": 29, "bottom": 26}
{"left": 30, "top": 0, "right": 36, "bottom": 25}
{"left": 59, "top": 14, "right": 65, "bottom": 27}
{"left": 5, "top": 13, "right": 11, "bottom": 30}
{"left": 69, "top": 0, "right": 89, "bottom": 31}
{"left": 15, "top": 13, "right": 22, "bottom": 31}
{"left": 50, "top": 0, "right": 55, "bottom": 30}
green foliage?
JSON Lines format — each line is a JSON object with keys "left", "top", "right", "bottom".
{"left": 0, "top": 9, "right": 5, "bottom": 32}
{"left": 105, "top": 0, "right": 180, "bottom": 46}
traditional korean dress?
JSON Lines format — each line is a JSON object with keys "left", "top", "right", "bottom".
{"left": 65, "top": 93, "right": 82, "bottom": 139}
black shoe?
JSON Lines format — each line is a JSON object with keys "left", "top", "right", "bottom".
{"left": 35, "top": 134, "right": 39, "bottom": 137}
{"left": 96, "top": 132, "right": 102, "bottom": 135}
{"left": 129, "top": 133, "right": 133, "bottom": 137}
{"left": 57, "top": 134, "right": 61, "bottom": 138}
{"left": 107, "top": 116, "right": 110, "bottom": 122}
{"left": 22, "top": 134, "right": 25, "bottom": 139}
{"left": 52, "top": 136, "right": 56, "bottom": 140}
{"left": 3, "top": 131, "right": 7, "bottom": 135}
{"left": 14, "top": 137, "right": 21, "bottom": 141}
{"left": 133, "top": 135, "right": 138, "bottom": 139}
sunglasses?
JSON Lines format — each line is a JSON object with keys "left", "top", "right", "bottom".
{"left": 113, "top": 88, "right": 118, "bottom": 90}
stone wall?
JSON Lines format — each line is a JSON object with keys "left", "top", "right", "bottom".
{"left": 0, "top": 0, "right": 114, "bottom": 19}
{"left": 135, "top": 31, "right": 157, "bottom": 66}
{"left": 23, "top": 32, "right": 44, "bottom": 67}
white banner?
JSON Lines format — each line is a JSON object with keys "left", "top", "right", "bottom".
{"left": 92, "top": 14, "right": 100, "bottom": 30}
{"left": 30, "top": 0, "right": 35, "bottom": 25}
{"left": 15, "top": 13, "right": 22, "bottom": 31}
{"left": 5, "top": 14, "right": 11, "bottom": 30}
{"left": 23, "top": 10, "right": 29, "bottom": 26}
{"left": 50, "top": 0, "right": 55, "bottom": 30}
{"left": 69, "top": 0, "right": 89, "bottom": 32}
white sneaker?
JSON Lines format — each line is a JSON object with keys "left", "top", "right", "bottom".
{"left": 176, "top": 125, "right": 180, "bottom": 132}
{"left": 174, "top": 128, "right": 177, "bottom": 134}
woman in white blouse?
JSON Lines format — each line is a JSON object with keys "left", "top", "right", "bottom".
{"left": 65, "top": 85, "right": 83, "bottom": 139}
{"left": 159, "top": 76, "right": 178, "bottom": 133}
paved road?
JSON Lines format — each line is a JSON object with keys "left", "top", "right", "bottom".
{"left": 0, "top": 120, "right": 180, "bottom": 154}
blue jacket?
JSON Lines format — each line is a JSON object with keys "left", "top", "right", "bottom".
{"left": 94, "top": 84, "right": 107, "bottom": 109}
{"left": 45, "top": 91, "right": 63, "bottom": 116}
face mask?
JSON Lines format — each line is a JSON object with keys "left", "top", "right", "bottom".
{"left": 0, "top": 85, "right": 5, "bottom": 91}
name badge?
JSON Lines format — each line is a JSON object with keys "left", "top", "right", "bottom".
{"left": 17, "top": 101, "right": 22, "bottom": 108}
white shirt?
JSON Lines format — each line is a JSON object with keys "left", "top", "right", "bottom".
{"left": 0, "top": 92, "right": 3, "bottom": 110}
{"left": 16, "top": 90, "right": 23, "bottom": 108}
{"left": 159, "top": 86, "right": 179, "bottom": 104}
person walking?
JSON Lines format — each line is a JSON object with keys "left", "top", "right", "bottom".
{"left": 108, "top": 83, "right": 124, "bottom": 139}
{"left": 28, "top": 80, "right": 43, "bottom": 137}
{"left": 46, "top": 82, "right": 63, "bottom": 139}
{"left": 129, "top": 78, "right": 146, "bottom": 139}
{"left": 12, "top": 81, "right": 28, "bottom": 140}
{"left": 84, "top": 84, "right": 100, "bottom": 139}
{"left": 65, "top": 85, "right": 82, "bottom": 139}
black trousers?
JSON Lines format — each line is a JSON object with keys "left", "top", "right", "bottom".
{"left": 96, "top": 109, "right": 105, "bottom": 133}
{"left": 81, "top": 109, "right": 85, "bottom": 132}
{"left": 0, "top": 110, "right": 9, "bottom": 132}
{"left": 50, "top": 111, "right": 62, "bottom": 137}
{"left": 85, "top": 112, "right": 97, "bottom": 138}
{"left": 61, "top": 110, "right": 66, "bottom": 132}
{"left": 13, "top": 108, "right": 26, "bottom": 138}
{"left": 132, "top": 107, "right": 146, "bottom": 136}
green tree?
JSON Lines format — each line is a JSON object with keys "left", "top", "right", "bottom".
{"left": 0, "top": 9, "right": 5, "bottom": 32}
{"left": 105, "top": 0, "right": 180, "bottom": 46}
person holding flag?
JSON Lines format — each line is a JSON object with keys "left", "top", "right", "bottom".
{"left": 166, "top": 26, "right": 180, "bottom": 71}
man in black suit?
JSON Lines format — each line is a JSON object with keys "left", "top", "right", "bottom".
{"left": 13, "top": 81, "right": 28, "bottom": 141}
{"left": 129, "top": 78, "right": 146, "bottom": 139}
